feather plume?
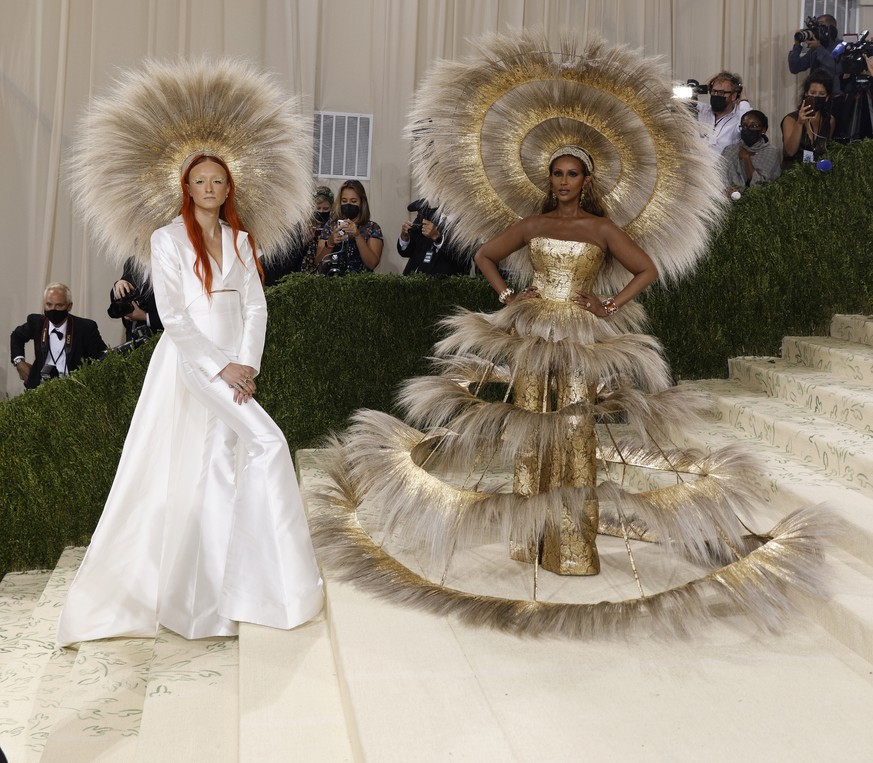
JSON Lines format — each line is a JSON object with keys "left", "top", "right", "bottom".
{"left": 68, "top": 57, "right": 314, "bottom": 266}
{"left": 309, "top": 474, "right": 835, "bottom": 639}
{"left": 405, "top": 31, "right": 725, "bottom": 290}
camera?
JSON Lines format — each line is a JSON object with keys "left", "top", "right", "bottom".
{"left": 407, "top": 199, "right": 438, "bottom": 225}
{"left": 107, "top": 287, "right": 143, "bottom": 319}
{"left": 320, "top": 250, "right": 348, "bottom": 277}
{"left": 39, "top": 362, "right": 59, "bottom": 383}
{"left": 684, "top": 79, "right": 710, "bottom": 95}
{"left": 838, "top": 30, "right": 873, "bottom": 78}
{"left": 101, "top": 324, "right": 154, "bottom": 359}
{"left": 795, "top": 15, "right": 836, "bottom": 45}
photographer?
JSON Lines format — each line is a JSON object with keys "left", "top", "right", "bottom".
{"left": 316, "top": 180, "right": 383, "bottom": 275}
{"left": 11, "top": 282, "right": 106, "bottom": 389}
{"left": 789, "top": 14, "right": 842, "bottom": 95}
{"left": 695, "top": 71, "right": 751, "bottom": 155}
{"left": 262, "top": 185, "right": 333, "bottom": 283}
{"left": 781, "top": 69, "right": 836, "bottom": 168}
{"left": 110, "top": 256, "right": 162, "bottom": 342}
{"left": 398, "top": 200, "right": 467, "bottom": 276}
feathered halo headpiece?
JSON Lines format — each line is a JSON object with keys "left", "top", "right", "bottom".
{"left": 68, "top": 57, "right": 315, "bottom": 266}
{"left": 405, "top": 31, "right": 726, "bottom": 290}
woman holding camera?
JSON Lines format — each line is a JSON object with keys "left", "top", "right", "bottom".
{"left": 316, "top": 179, "right": 384, "bottom": 273}
{"left": 781, "top": 69, "right": 836, "bottom": 167}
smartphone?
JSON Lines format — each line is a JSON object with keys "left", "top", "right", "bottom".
{"left": 802, "top": 95, "right": 816, "bottom": 111}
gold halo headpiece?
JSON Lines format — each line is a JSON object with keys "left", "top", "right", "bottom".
{"left": 68, "top": 58, "right": 315, "bottom": 266}
{"left": 405, "top": 31, "right": 725, "bottom": 290}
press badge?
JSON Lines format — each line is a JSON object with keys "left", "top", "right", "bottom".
{"left": 802, "top": 149, "right": 815, "bottom": 163}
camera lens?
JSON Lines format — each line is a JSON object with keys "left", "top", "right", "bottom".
{"left": 795, "top": 28, "right": 815, "bottom": 43}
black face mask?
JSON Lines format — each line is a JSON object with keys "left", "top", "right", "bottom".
{"left": 314, "top": 210, "right": 330, "bottom": 224}
{"left": 709, "top": 95, "right": 728, "bottom": 113}
{"left": 340, "top": 203, "right": 360, "bottom": 220}
{"left": 740, "top": 128, "right": 762, "bottom": 147}
{"left": 812, "top": 96, "right": 829, "bottom": 112}
{"left": 45, "top": 309, "right": 69, "bottom": 326}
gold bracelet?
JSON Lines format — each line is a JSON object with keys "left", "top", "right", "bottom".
{"left": 498, "top": 287, "right": 514, "bottom": 304}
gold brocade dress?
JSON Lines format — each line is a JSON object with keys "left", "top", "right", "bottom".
{"left": 509, "top": 237, "right": 605, "bottom": 575}
{"left": 309, "top": 236, "right": 829, "bottom": 637}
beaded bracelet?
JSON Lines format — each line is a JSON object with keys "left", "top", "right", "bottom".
{"left": 601, "top": 297, "right": 618, "bottom": 315}
{"left": 498, "top": 287, "right": 515, "bottom": 304}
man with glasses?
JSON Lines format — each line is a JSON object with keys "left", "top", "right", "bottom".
{"left": 696, "top": 71, "right": 751, "bottom": 156}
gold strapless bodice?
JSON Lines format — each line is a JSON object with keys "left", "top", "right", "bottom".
{"left": 528, "top": 236, "right": 603, "bottom": 302}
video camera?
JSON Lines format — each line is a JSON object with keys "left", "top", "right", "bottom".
{"left": 837, "top": 30, "right": 873, "bottom": 77}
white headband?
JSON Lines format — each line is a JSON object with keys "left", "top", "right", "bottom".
{"left": 549, "top": 145, "right": 594, "bottom": 174}
{"left": 180, "top": 150, "right": 222, "bottom": 176}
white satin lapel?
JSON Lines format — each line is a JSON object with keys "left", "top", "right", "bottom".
{"left": 221, "top": 223, "right": 235, "bottom": 280}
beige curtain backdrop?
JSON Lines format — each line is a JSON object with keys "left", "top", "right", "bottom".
{"left": 1, "top": 0, "right": 817, "bottom": 397}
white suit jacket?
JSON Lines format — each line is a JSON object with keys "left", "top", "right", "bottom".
{"left": 150, "top": 216, "right": 267, "bottom": 382}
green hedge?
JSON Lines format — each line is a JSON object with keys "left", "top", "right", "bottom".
{"left": 3, "top": 139, "right": 873, "bottom": 573}
{"left": 640, "top": 139, "right": 873, "bottom": 378}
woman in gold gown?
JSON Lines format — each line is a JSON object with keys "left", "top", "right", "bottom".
{"left": 310, "top": 32, "right": 830, "bottom": 638}
{"left": 473, "top": 145, "right": 657, "bottom": 577}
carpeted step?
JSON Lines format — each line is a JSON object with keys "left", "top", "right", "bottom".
{"left": 0, "top": 548, "right": 83, "bottom": 763}
{"left": 729, "top": 355, "right": 873, "bottom": 435}
{"left": 805, "top": 552, "right": 873, "bottom": 666}
{"left": 39, "top": 637, "right": 154, "bottom": 762}
{"left": 690, "top": 378, "right": 873, "bottom": 494}
{"left": 782, "top": 335, "right": 873, "bottom": 385}
{"left": 830, "top": 314, "right": 873, "bottom": 347}
{"left": 672, "top": 410, "right": 873, "bottom": 568}
{"left": 315, "top": 531, "right": 873, "bottom": 761}
{"left": 0, "top": 570, "right": 52, "bottom": 657}
{"left": 134, "top": 629, "right": 239, "bottom": 763}
{"left": 670, "top": 403, "right": 873, "bottom": 665}
{"left": 238, "top": 618, "right": 353, "bottom": 762}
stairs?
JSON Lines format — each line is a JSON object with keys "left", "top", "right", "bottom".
{"left": 2, "top": 316, "right": 873, "bottom": 761}
{"left": 676, "top": 314, "right": 873, "bottom": 666}
{"left": 0, "top": 545, "right": 353, "bottom": 762}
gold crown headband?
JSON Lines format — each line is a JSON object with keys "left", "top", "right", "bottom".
{"left": 549, "top": 145, "right": 594, "bottom": 174}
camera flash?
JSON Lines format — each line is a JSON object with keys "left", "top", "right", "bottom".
{"left": 672, "top": 85, "right": 693, "bottom": 99}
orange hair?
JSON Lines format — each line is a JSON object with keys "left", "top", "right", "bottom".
{"left": 179, "top": 153, "right": 264, "bottom": 293}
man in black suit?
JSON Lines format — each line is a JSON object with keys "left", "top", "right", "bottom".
{"left": 10, "top": 282, "right": 107, "bottom": 389}
{"left": 109, "top": 256, "right": 163, "bottom": 342}
{"left": 398, "top": 200, "right": 469, "bottom": 276}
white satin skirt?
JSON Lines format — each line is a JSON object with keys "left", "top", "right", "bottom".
{"left": 57, "top": 291, "right": 323, "bottom": 645}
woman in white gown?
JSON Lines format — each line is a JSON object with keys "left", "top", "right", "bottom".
{"left": 57, "top": 152, "right": 323, "bottom": 645}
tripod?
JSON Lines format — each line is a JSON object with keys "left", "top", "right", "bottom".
{"left": 835, "top": 76, "right": 873, "bottom": 142}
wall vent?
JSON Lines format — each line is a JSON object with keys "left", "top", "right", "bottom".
{"left": 313, "top": 111, "right": 373, "bottom": 179}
